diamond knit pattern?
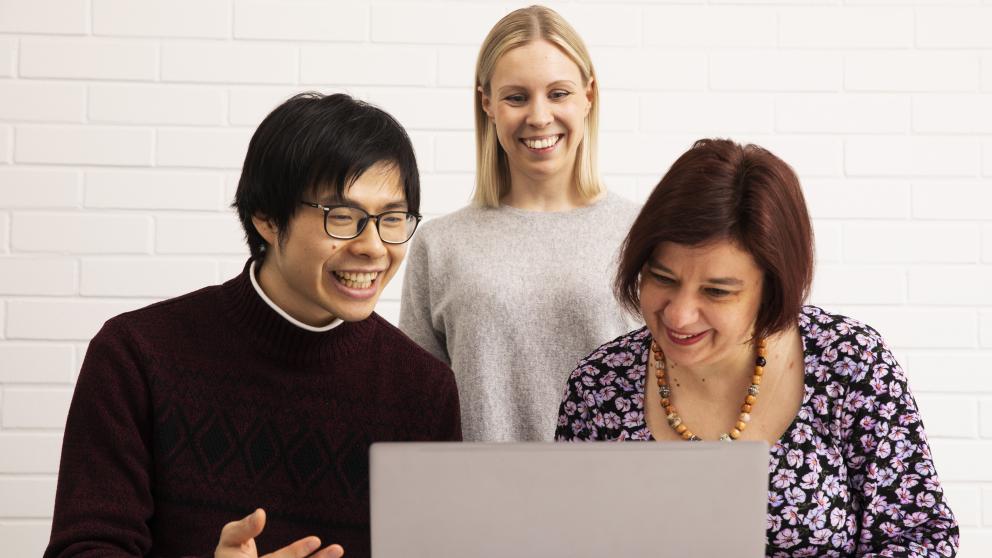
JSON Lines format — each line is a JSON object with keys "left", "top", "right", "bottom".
{"left": 45, "top": 263, "right": 461, "bottom": 558}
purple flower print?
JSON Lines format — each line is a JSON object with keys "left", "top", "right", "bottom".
{"left": 554, "top": 307, "right": 959, "bottom": 557}
{"left": 774, "top": 528, "right": 801, "bottom": 549}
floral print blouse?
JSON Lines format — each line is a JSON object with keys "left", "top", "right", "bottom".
{"left": 556, "top": 306, "right": 959, "bottom": 557}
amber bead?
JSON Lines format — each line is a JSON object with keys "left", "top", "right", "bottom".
{"left": 745, "top": 394, "right": 757, "bottom": 405}
{"left": 681, "top": 430, "right": 694, "bottom": 440}
{"left": 660, "top": 398, "right": 670, "bottom": 407}
{"left": 757, "top": 346, "right": 768, "bottom": 357}
{"left": 729, "top": 429, "right": 741, "bottom": 439}
{"left": 741, "top": 403, "right": 752, "bottom": 413}
{"left": 675, "top": 424, "right": 688, "bottom": 435}
{"left": 736, "top": 421, "right": 746, "bottom": 431}
{"left": 752, "top": 375, "right": 762, "bottom": 385}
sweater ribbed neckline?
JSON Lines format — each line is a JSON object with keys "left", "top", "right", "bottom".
{"left": 495, "top": 191, "right": 619, "bottom": 218}
{"left": 220, "top": 260, "right": 373, "bottom": 367}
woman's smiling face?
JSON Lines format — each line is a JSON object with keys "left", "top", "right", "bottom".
{"left": 480, "top": 39, "right": 592, "bottom": 187}
{"left": 639, "top": 239, "right": 766, "bottom": 369}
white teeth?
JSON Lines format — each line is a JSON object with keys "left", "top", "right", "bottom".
{"left": 523, "top": 135, "right": 561, "bottom": 149}
{"left": 672, "top": 332, "right": 697, "bottom": 339}
{"left": 334, "top": 271, "right": 378, "bottom": 289}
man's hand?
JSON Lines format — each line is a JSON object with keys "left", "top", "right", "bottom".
{"left": 215, "top": 508, "right": 345, "bottom": 558}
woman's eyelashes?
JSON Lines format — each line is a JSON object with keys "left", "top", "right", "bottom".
{"left": 502, "top": 89, "right": 573, "bottom": 105}
{"left": 650, "top": 271, "right": 736, "bottom": 299}
{"left": 703, "top": 287, "right": 732, "bottom": 298}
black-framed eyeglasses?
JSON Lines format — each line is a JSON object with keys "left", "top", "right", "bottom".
{"left": 300, "top": 201, "right": 422, "bottom": 245}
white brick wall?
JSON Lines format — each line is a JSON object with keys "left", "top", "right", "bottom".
{"left": 1, "top": 2, "right": 990, "bottom": 556}
{"left": 16, "top": 125, "right": 154, "bottom": 166}
{"left": 88, "top": 84, "right": 227, "bottom": 126}
{"left": 20, "top": 38, "right": 159, "bottom": 81}
{"left": 234, "top": 1, "right": 368, "bottom": 42}
{"left": 0, "top": 39, "right": 16, "bottom": 77}
{"left": 92, "top": 0, "right": 230, "bottom": 39}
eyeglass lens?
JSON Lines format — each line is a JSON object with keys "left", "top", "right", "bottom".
{"left": 325, "top": 206, "right": 417, "bottom": 243}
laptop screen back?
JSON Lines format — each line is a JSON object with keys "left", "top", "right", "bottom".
{"left": 370, "top": 442, "right": 768, "bottom": 558}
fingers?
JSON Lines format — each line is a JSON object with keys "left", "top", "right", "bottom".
{"left": 263, "top": 537, "right": 344, "bottom": 558}
{"left": 218, "top": 508, "right": 267, "bottom": 548}
{"left": 312, "top": 544, "right": 344, "bottom": 558}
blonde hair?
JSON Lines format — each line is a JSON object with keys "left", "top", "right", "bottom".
{"left": 473, "top": 5, "right": 602, "bottom": 208}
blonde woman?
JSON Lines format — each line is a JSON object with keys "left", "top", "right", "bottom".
{"left": 400, "top": 6, "right": 640, "bottom": 441}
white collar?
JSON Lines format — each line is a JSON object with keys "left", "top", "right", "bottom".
{"left": 250, "top": 260, "right": 343, "bottom": 333}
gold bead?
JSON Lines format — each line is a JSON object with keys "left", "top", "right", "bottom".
{"left": 752, "top": 374, "right": 762, "bottom": 385}
{"left": 736, "top": 421, "right": 746, "bottom": 431}
{"left": 745, "top": 394, "right": 757, "bottom": 405}
{"left": 753, "top": 366, "right": 764, "bottom": 376}
{"left": 729, "top": 428, "right": 741, "bottom": 439}
{"left": 675, "top": 423, "right": 688, "bottom": 434}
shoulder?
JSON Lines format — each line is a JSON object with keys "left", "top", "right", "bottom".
{"left": 798, "top": 305, "right": 897, "bottom": 383}
{"left": 566, "top": 326, "right": 651, "bottom": 384}
{"left": 417, "top": 205, "right": 490, "bottom": 236}
{"left": 103, "top": 283, "right": 223, "bottom": 340}
{"left": 411, "top": 206, "right": 494, "bottom": 259}
{"left": 597, "top": 191, "right": 641, "bottom": 219}
{"left": 368, "top": 313, "right": 453, "bottom": 376}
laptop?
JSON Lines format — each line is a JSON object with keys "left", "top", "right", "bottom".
{"left": 370, "top": 441, "right": 769, "bottom": 557}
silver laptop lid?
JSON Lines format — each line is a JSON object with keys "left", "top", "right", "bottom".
{"left": 371, "top": 442, "right": 768, "bottom": 558}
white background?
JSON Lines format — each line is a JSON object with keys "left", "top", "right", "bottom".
{"left": 0, "top": 0, "right": 991, "bottom": 555}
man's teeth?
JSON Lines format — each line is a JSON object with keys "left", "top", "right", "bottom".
{"left": 334, "top": 271, "right": 378, "bottom": 289}
{"left": 523, "top": 135, "right": 560, "bottom": 149}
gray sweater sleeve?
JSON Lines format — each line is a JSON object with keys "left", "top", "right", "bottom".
{"left": 399, "top": 226, "right": 451, "bottom": 366}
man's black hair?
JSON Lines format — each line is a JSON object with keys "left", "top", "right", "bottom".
{"left": 234, "top": 92, "right": 420, "bottom": 260}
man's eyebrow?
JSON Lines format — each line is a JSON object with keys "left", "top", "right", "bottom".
{"left": 380, "top": 200, "right": 409, "bottom": 211}
{"left": 327, "top": 196, "right": 409, "bottom": 212}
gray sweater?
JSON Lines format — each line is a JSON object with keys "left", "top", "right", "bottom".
{"left": 399, "top": 192, "right": 643, "bottom": 441}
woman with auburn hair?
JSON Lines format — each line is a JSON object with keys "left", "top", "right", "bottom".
{"left": 557, "top": 139, "right": 959, "bottom": 556}
{"left": 400, "top": 5, "right": 640, "bottom": 441}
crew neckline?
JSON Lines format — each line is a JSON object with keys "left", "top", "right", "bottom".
{"left": 497, "top": 191, "right": 614, "bottom": 217}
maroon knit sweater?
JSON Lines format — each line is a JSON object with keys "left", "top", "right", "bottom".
{"left": 45, "top": 263, "right": 462, "bottom": 558}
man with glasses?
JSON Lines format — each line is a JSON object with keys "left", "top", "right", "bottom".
{"left": 45, "top": 93, "right": 461, "bottom": 558}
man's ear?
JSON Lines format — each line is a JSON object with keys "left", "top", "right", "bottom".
{"left": 251, "top": 214, "right": 279, "bottom": 247}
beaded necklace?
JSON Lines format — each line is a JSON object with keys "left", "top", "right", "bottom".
{"left": 650, "top": 338, "right": 767, "bottom": 441}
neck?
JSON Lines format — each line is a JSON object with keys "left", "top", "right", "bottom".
{"left": 502, "top": 167, "right": 594, "bottom": 211}
{"left": 664, "top": 340, "right": 757, "bottom": 398}
{"left": 255, "top": 259, "right": 338, "bottom": 329}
